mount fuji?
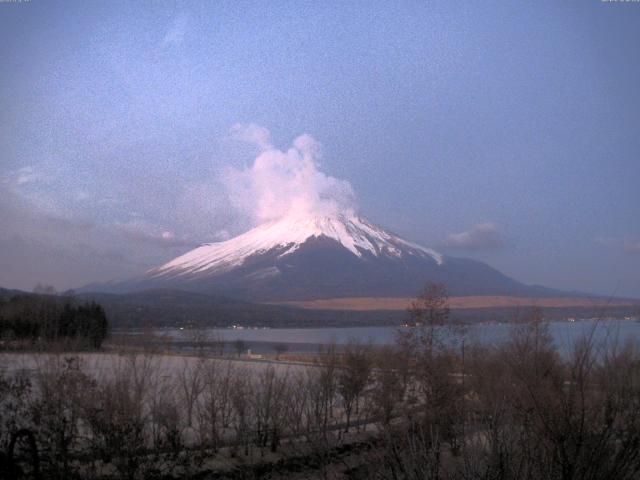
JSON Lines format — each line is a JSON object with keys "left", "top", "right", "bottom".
{"left": 87, "top": 212, "right": 559, "bottom": 302}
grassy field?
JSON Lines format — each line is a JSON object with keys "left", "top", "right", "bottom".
{"left": 271, "top": 295, "right": 640, "bottom": 311}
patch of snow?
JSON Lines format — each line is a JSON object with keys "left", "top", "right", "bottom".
{"left": 244, "top": 266, "right": 281, "bottom": 281}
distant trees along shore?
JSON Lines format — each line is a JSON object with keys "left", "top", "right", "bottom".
{"left": 0, "top": 294, "right": 109, "bottom": 348}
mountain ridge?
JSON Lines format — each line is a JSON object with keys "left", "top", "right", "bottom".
{"left": 80, "top": 212, "right": 572, "bottom": 301}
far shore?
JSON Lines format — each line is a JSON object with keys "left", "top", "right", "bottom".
{"left": 269, "top": 295, "right": 640, "bottom": 311}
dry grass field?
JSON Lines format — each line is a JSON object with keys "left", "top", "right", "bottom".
{"left": 271, "top": 295, "right": 639, "bottom": 311}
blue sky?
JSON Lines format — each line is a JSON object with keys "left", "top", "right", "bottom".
{"left": 1, "top": 0, "right": 639, "bottom": 297}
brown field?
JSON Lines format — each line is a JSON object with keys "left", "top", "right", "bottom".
{"left": 270, "top": 295, "right": 639, "bottom": 311}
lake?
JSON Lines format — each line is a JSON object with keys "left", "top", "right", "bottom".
{"left": 147, "top": 318, "right": 640, "bottom": 354}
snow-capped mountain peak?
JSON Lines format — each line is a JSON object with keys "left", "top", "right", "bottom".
{"left": 148, "top": 213, "right": 443, "bottom": 280}
{"left": 82, "top": 211, "right": 548, "bottom": 302}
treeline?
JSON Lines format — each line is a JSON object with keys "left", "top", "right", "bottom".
{"left": 0, "top": 293, "right": 109, "bottom": 348}
{"left": 81, "top": 289, "right": 406, "bottom": 328}
{"left": 77, "top": 289, "right": 638, "bottom": 329}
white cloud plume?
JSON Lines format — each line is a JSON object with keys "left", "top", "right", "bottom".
{"left": 445, "top": 222, "right": 505, "bottom": 250}
{"left": 223, "top": 124, "right": 355, "bottom": 223}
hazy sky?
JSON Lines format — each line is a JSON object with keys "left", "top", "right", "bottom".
{"left": 1, "top": 0, "right": 639, "bottom": 297}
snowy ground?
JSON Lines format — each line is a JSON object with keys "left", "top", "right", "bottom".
{"left": 0, "top": 351, "right": 312, "bottom": 377}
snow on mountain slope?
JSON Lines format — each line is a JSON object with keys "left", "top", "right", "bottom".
{"left": 148, "top": 213, "right": 443, "bottom": 280}
{"left": 80, "top": 212, "right": 564, "bottom": 301}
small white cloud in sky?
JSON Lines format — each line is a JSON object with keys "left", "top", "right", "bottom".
{"left": 5, "top": 166, "right": 49, "bottom": 186}
{"left": 162, "top": 13, "right": 189, "bottom": 47}
{"left": 117, "top": 221, "right": 195, "bottom": 248}
{"left": 594, "top": 236, "right": 617, "bottom": 247}
{"left": 444, "top": 222, "right": 505, "bottom": 250}
{"left": 624, "top": 241, "right": 640, "bottom": 253}
{"left": 594, "top": 236, "right": 640, "bottom": 254}
{"left": 230, "top": 123, "right": 273, "bottom": 151}
{"left": 213, "top": 229, "right": 230, "bottom": 241}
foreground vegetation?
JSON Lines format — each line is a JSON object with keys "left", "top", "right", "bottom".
{"left": 1, "top": 284, "right": 639, "bottom": 479}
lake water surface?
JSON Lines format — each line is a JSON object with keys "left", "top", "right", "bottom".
{"left": 155, "top": 319, "right": 640, "bottom": 353}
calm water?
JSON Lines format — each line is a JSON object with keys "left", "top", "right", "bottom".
{"left": 155, "top": 319, "right": 640, "bottom": 353}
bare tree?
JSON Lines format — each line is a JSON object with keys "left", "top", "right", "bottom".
{"left": 31, "top": 355, "right": 94, "bottom": 478}
{"left": 397, "top": 282, "right": 452, "bottom": 358}
{"left": 177, "top": 358, "right": 204, "bottom": 428}
{"left": 233, "top": 339, "right": 246, "bottom": 357}
{"left": 211, "top": 331, "right": 225, "bottom": 357}
{"left": 251, "top": 366, "right": 290, "bottom": 454}
{"left": 229, "top": 369, "right": 252, "bottom": 456}
{"left": 83, "top": 358, "right": 151, "bottom": 480}
{"left": 197, "top": 360, "right": 235, "bottom": 453}
{"left": 337, "top": 339, "right": 372, "bottom": 432}
{"left": 286, "top": 370, "right": 310, "bottom": 437}
{"left": 371, "top": 346, "right": 404, "bottom": 426}
{"left": 185, "top": 327, "right": 210, "bottom": 357}
{"left": 274, "top": 343, "right": 289, "bottom": 360}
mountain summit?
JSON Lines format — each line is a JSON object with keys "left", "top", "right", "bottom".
{"left": 91, "top": 212, "right": 559, "bottom": 301}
